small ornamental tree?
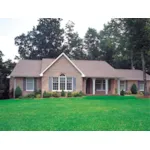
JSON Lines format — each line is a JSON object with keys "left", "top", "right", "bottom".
{"left": 120, "top": 90, "right": 125, "bottom": 96}
{"left": 130, "top": 84, "right": 137, "bottom": 94}
{"left": 61, "top": 90, "right": 65, "bottom": 97}
{"left": 15, "top": 86, "right": 22, "bottom": 98}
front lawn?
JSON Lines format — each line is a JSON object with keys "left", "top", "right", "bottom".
{"left": 0, "top": 96, "right": 149, "bottom": 131}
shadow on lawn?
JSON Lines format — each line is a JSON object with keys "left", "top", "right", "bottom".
{"left": 84, "top": 95, "right": 137, "bottom": 100}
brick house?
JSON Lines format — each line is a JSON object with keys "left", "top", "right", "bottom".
{"left": 9, "top": 53, "right": 150, "bottom": 97}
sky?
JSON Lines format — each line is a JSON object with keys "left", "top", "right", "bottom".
{"left": 0, "top": 18, "right": 111, "bottom": 61}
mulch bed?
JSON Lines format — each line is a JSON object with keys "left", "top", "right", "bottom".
{"left": 137, "top": 95, "right": 150, "bottom": 99}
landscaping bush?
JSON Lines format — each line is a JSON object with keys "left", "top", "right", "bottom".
{"left": 43, "top": 91, "right": 51, "bottom": 98}
{"left": 15, "top": 86, "right": 22, "bottom": 98}
{"left": 72, "top": 92, "right": 81, "bottom": 97}
{"left": 36, "top": 94, "right": 41, "bottom": 98}
{"left": 52, "top": 91, "right": 60, "bottom": 97}
{"left": 67, "top": 92, "right": 72, "bottom": 97}
{"left": 61, "top": 90, "right": 66, "bottom": 97}
{"left": 138, "top": 91, "right": 144, "bottom": 96}
{"left": 130, "top": 84, "right": 137, "bottom": 94}
{"left": 79, "top": 91, "right": 84, "bottom": 96}
{"left": 26, "top": 93, "right": 35, "bottom": 98}
{"left": 120, "top": 90, "right": 125, "bottom": 96}
{"left": 34, "top": 89, "right": 41, "bottom": 95}
{"left": 125, "top": 90, "right": 132, "bottom": 95}
{"left": 115, "top": 88, "right": 117, "bottom": 95}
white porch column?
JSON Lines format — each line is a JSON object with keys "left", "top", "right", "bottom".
{"left": 13, "top": 77, "right": 16, "bottom": 98}
{"left": 105, "top": 78, "right": 108, "bottom": 95}
{"left": 117, "top": 78, "right": 120, "bottom": 95}
{"left": 92, "top": 78, "right": 95, "bottom": 95}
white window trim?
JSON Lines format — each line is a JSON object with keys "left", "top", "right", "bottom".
{"left": 52, "top": 76, "right": 73, "bottom": 92}
{"left": 120, "top": 80, "right": 126, "bottom": 91}
{"left": 26, "top": 78, "right": 34, "bottom": 91}
{"left": 95, "top": 79, "right": 105, "bottom": 91}
{"left": 139, "top": 82, "right": 144, "bottom": 91}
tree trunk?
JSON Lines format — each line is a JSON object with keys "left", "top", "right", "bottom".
{"left": 131, "top": 49, "right": 134, "bottom": 69}
{"left": 141, "top": 51, "right": 147, "bottom": 96}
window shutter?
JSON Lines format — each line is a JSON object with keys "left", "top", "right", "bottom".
{"left": 34, "top": 78, "right": 37, "bottom": 91}
{"left": 49, "top": 77, "right": 52, "bottom": 91}
{"left": 23, "top": 78, "right": 26, "bottom": 91}
{"left": 73, "top": 77, "right": 76, "bottom": 91}
{"left": 108, "top": 79, "right": 111, "bottom": 90}
{"left": 126, "top": 81, "right": 128, "bottom": 91}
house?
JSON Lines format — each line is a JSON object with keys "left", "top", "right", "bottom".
{"left": 9, "top": 53, "right": 150, "bottom": 97}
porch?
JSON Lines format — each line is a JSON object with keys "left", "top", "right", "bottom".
{"left": 83, "top": 78, "right": 121, "bottom": 95}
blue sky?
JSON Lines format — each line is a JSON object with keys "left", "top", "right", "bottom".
{"left": 0, "top": 18, "right": 110, "bottom": 61}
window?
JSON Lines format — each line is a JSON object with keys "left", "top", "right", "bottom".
{"left": 26, "top": 78, "right": 34, "bottom": 91}
{"left": 52, "top": 75, "right": 73, "bottom": 91}
{"left": 139, "top": 81, "right": 144, "bottom": 91}
{"left": 53, "top": 77, "right": 58, "bottom": 90}
{"left": 120, "top": 81, "right": 126, "bottom": 91}
{"left": 60, "top": 74, "right": 66, "bottom": 90}
{"left": 96, "top": 79, "right": 105, "bottom": 91}
{"left": 67, "top": 77, "right": 73, "bottom": 90}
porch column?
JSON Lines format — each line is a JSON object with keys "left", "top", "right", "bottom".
{"left": 84, "top": 78, "right": 87, "bottom": 94}
{"left": 117, "top": 78, "right": 120, "bottom": 95}
{"left": 105, "top": 78, "right": 108, "bottom": 95}
{"left": 13, "top": 77, "right": 16, "bottom": 99}
{"left": 92, "top": 78, "right": 95, "bottom": 95}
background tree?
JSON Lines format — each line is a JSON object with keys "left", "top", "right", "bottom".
{"left": 15, "top": 18, "right": 65, "bottom": 59}
{"left": 84, "top": 28, "right": 101, "bottom": 60}
{"left": 123, "top": 18, "right": 150, "bottom": 95}
{"left": 63, "top": 21, "right": 87, "bottom": 59}
{"left": 0, "top": 50, "right": 16, "bottom": 99}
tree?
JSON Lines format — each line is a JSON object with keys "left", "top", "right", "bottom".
{"left": 15, "top": 18, "right": 65, "bottom": 59}
{"left": 0, "top": 50, "right": 16, "bottom": 99}
{"left": 63, "top": 21, "right": 87, "bottom": 59}
{"left": 84, "top": 28, "right": 101, "bottom": 60}
{"left": 123, "top": 18, "right": 150, "bottom": 95}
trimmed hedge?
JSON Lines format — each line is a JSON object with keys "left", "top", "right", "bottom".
{"left": 15, "top": 86, "right": 22, "bottom": 98}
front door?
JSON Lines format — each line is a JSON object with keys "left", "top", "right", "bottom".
{"left": 86, "top": 78, "right": 92, "bottom": 94}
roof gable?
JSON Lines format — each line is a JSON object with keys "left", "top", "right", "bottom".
{"left": 40, "top": 53, "right": 85, "bottom": 77}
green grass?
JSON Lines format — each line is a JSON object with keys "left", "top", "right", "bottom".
{"left": 0, "top": 96, "right": 150, "bottom": 131}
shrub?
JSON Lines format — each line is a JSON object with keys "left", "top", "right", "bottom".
{"left": 61, "top": 90, "right": 66, "bottom": 97}
{"left": 67, "top": 92, "right": 72, "bottom": 97}
{"left": 115, "top": 88, "right": 117, "bottom": 94}
{"left": 125, "top": 90, "right": 132, "bottom": 95}
{"left": 15, "top": 86, "right": 22, "bottom": 98}
{"left": 36, "top": 94, "right": 41, "bottom": 98}
{"left": 120, "top": 90, "right": 125, "bottom": 96}
{"left": 43, "top": 91, "right": 51, "bottom": 98}
{"left": 52, "top": 91, "right": 60, "bottom": 97}
{"left": 138, "top": 91, "right": 143, "bottom": 96}
{"left": 34, "top": 89, "right": 41, "bottom": 95}
{"left": 79, "top": 91, "right": 84, "bottom": 96}
{"left": 26, "top": 93, "right": 35, "bottom": 98}
{"left": 72, "top": 92, "right": 81, "bottom": 97}
{"left": 130, "top": 84, "right": 137, "bottom": 94}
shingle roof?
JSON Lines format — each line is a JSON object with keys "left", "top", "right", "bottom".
{"left": 10, "top": 60, "right": 42, "bottom": 77}
{"left": 116, "top": 69, "right": 150, "bottom": 81}
{"left": 10, "top": 56, "right": 150, "bottom": 80}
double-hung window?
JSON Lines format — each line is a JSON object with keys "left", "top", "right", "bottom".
{"left": 139, "top": 81, "right": 144, "bottom": 91}
{"left": 52, "top": 75, "right": 73, "bottom": 91}
{"left": 120, "top": 81, "right": 126, "bottom": 91}
{"left": 96, "top": 79, "right": 105, "bottom": 91}
{"left": 26, "top": 78, "right": 34, "bottom": 91}
{"left": 60, "top": 75, "right": 66, "bottom": 90}
{"left": 53, "top": 77, "right": 58, "bottom": 90}
{"left": 67, "top": 77, "right": 73, "bottom": 90}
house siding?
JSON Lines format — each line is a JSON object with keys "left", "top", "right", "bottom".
{"left": 9, "top": 77, "right": 41, "bottom": 97}
{"left": 41, "top": 55, "right": 82, "bottom": 94}
{"left": 126, "top": 80, "right": 150, "bottom": 92}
